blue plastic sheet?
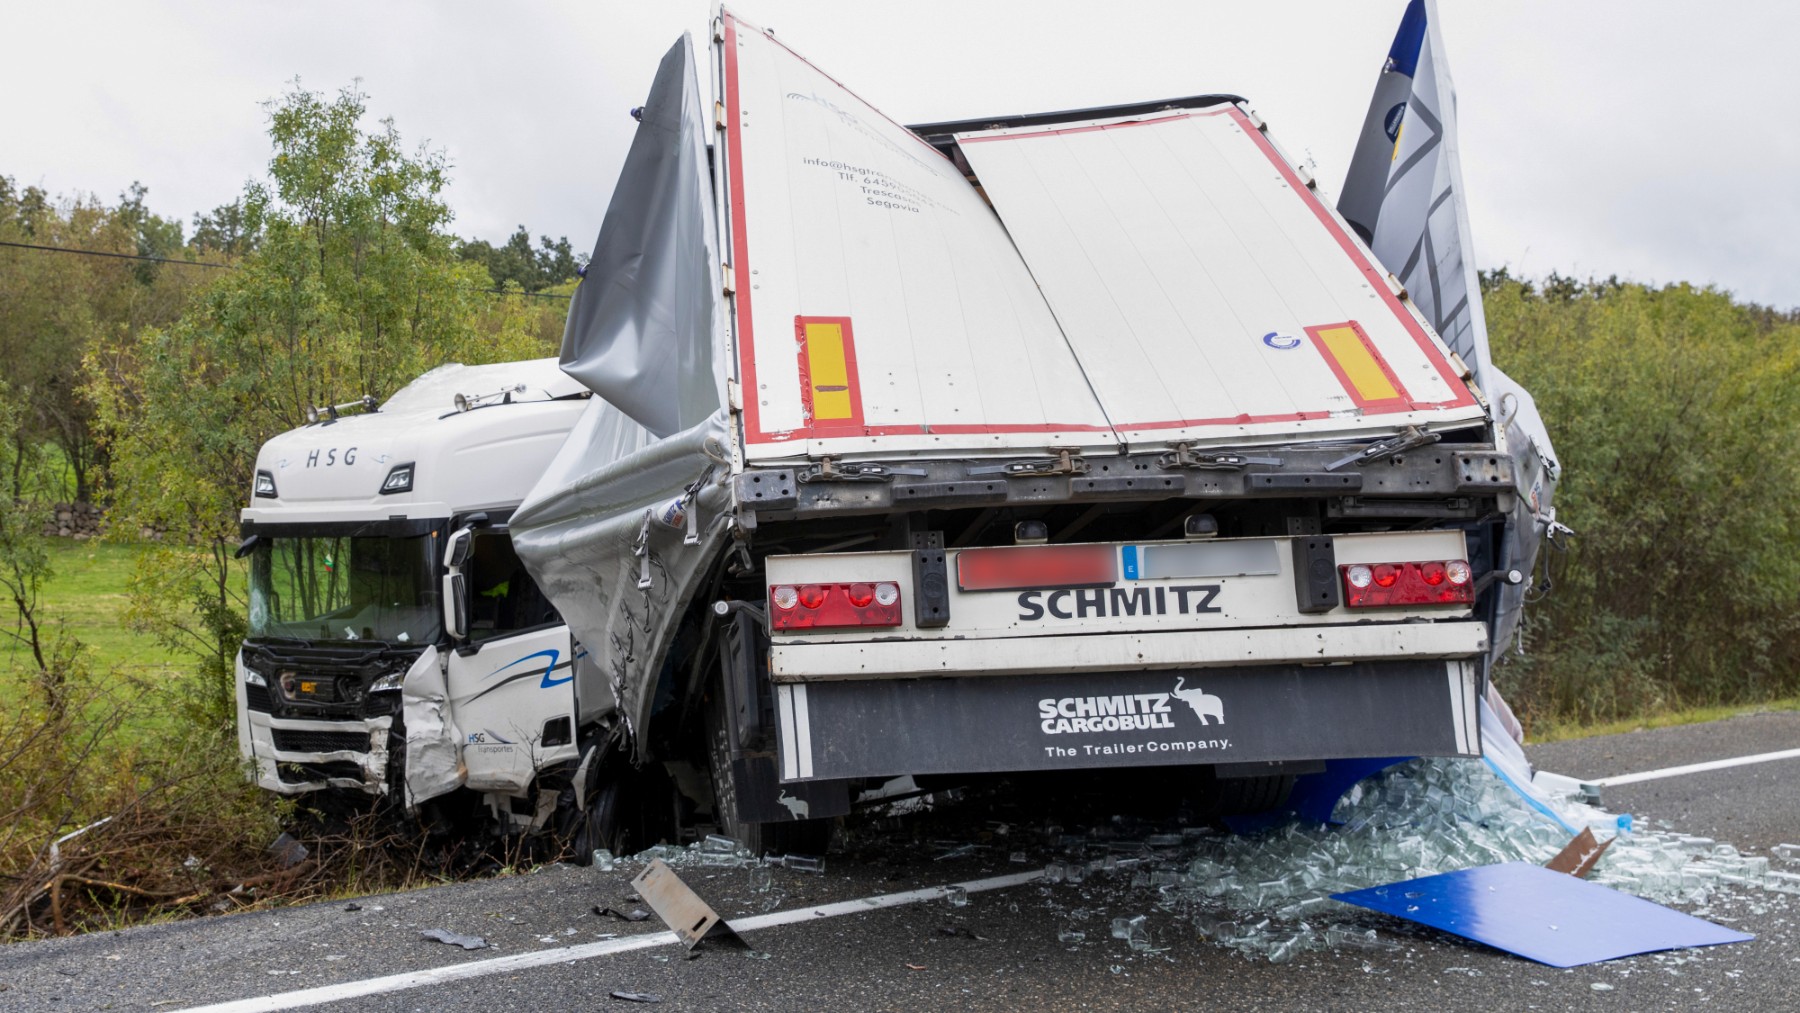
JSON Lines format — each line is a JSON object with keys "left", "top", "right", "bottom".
{"left": 1333, "top": 861, "right": 1753, "bottom": 967}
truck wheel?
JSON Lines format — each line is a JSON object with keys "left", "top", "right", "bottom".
{"left": 705, "top": 694, "right": 831, "bottom": 857}
{"left": 571, "top": 779, "right": 622, "bottom": 865}
{"left": 1215, "top": 774, "right": 1296, "bottom": 815}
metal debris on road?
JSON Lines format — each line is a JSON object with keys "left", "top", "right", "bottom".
{"left": 418, "top": 928, "right": 488, "bottom": 950}
{"left": 609, "top": 990, "right": 662, "bottom": 1003}
{"left": 592, "top": 906, "right": 651, "bottom": 922}
{"left": 1333, "top": 862, "right": 1753, "bottom": 967}
{"left": 631, "top": 859, "right": 748, "bottom": 950}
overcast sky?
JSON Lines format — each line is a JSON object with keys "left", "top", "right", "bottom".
{"left": 7, "top": 1, "right": 1797, "bottom": 309}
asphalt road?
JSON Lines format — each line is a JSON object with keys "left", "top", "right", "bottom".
{"left": 3, "top": 711, "right": 1797, "bottom": 1013}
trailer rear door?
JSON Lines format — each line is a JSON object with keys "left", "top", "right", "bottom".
{"left": 953, "top": 109, "right": 1485, "bottom": 450}
{"left": 720, "top": 12, "right": 1120, "bottom": 461}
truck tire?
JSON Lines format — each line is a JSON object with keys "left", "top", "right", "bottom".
{"left": 705, "top": 693, "right": 831, "bottom": 857}
{"left": 1215, "top": 774, "right": 1295, "bottom": 816}
{"left": 570, "top": 779, "right": 622, "bottom": 865}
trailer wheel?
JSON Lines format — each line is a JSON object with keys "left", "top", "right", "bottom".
{"left": 1214, "top": 773, "right": 1295, "bottom": 816}
{"left": 705, "top": 694, "right": 830, "bottom": 857}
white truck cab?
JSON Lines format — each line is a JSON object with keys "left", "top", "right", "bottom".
{"left": 234, "top": 359, "right": 614, "bottom": 845}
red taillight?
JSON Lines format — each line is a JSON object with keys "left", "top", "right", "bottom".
{"left": 955, "top": 544, "right": 1116, "bottom": 592}
{"left": 768, "top": 581, "right": 902, "bottom": 630}
{"left": 1339, "top": 560, "right": 1475, "bottom": 608}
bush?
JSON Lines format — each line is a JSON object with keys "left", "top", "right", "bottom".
{"left": 1486, "top": 273, "right": 1800, "bottom": 728}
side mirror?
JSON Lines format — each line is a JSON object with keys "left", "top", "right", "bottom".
{"left": 443, "top": 572, "right": 467, "bottom": 640}
{"left": 444, "top": 528, "right": 473, "bottom": 569}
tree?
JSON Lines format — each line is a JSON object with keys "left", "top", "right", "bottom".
{"left": 1485, "top": 273, "right": 1800, "bottom": 725}
{"left": 0, "top": 178, "right": 206, "bottom": 503}
{"left": 0, "top": 382, "right": 82, "bottom": 719}
{"left": 459, "top": 224, "right": 585, "bottom": 292}
{"left": 92, "top": 82, "right": 553, "bottom": 726}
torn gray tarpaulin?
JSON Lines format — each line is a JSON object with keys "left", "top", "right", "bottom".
{"left": 418, "top": 928, "right": 488, "bottom": 950}
{"left": 610, "top": 992, "right": 662, "bottom": 1004}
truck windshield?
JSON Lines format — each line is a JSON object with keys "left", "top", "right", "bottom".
{"left": 248, "top": 535, "right": 441, "bottom": 644}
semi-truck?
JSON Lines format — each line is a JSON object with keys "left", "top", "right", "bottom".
{"left": 234, "top": 359, "right": 644, "bottom": 858}
{"left": 235, "top": 9, "right": 1558, "bottom": 859}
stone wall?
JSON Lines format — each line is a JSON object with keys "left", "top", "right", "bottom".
{"left": 42, "top": 502, "right": 105, "bottom": 540}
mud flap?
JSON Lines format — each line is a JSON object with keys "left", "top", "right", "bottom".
{"left": 716, "top": 606, "right": 850, "bottom": 823}
{"left": 774, "top": 659, "right": 1480, "bottom": 783}
{"left": 729, "top": 753, "right": 850, "bottom": 823}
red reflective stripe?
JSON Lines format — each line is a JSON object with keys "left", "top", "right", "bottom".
{"left": 956, "top": 544, "right": 1117, "bottom": 592}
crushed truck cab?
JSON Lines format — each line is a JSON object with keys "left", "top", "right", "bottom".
{"left": 234, "top": 359, "right": 640, "bottom": 852}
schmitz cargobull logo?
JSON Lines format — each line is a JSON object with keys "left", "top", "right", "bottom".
{"left": 1037, "top": 676, "right": 1225, "bottom": 734}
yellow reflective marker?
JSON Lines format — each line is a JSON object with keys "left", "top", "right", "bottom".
{"left": 1307, "top": 321, "right": 1407, "bottom": 407}
{"left": 796, "top": 316, "right": 863, "bottom": 427}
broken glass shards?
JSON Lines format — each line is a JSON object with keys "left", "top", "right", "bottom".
{"left": 1159, "top": 755, "right": 1795, "bottom": 962}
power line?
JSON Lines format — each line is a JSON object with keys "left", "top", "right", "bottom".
{"left": 0, "top": 238, "right": 231, "bottom": 268}
{"left": 0, "top": 238, "right": 573, "bottom": 300}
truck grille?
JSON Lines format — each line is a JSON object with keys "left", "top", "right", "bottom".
{"left": 245, "top": 683, "right": 273, "bottom": 713}
{"left": 276, "top": 760, "right": 364, "bottom": 784}
{"left": 272, "top": 729, "right": 370, "bottom": 754}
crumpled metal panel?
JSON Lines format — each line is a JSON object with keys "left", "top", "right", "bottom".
{"left": 510, "top": 403, "right": 731, "bottom": 756}
{"left": 559, "top": 33, "right": 724, "bottom": 439}
{"left": 400, "top": 646, "right": 464, "bottom": 807}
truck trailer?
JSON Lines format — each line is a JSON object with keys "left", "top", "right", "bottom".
{"left": 500, "top": 10, "right": 1558, "bottom": 854}
{"left": 235, "top": 10, "right": 1558, "bottom": 859}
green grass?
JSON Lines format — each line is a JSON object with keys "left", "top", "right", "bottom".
{"left": 1527, "top": 696, "right": 1800, "bottom": 744}
{"left": 0, "top": 540, "right": 187, "bottom": 680}
{"left": 0, "top": 539, "right": 204, "bottom": 743}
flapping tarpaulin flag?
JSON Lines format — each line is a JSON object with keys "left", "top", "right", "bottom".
{"left": 1339, "top": 0, "right": 1491, "bottom": 391}
{"left": 1341, "top": 0, "right": 1562, "bottom": 709}
{"left": 1340, "top": 0, "right": 1556, "bottom": 465}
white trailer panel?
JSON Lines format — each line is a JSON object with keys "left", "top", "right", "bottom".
{"left": 955, "top": 108, "right": 1486, "bottom": 449}
{"left": 720, "top": 13, "right": 1119, "bottom": 460}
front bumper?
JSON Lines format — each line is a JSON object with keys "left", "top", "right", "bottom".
{"left": 242, "top": 692, "right": 393, "bottom": 796}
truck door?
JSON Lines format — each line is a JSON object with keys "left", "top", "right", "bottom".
{"left": 444, "top": 528, "right": 581, "bottom": 794}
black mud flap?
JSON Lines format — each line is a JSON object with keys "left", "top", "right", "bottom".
{"left": 773, "top": 660, "right": 1480, "bottom": 783}
{"left": 730, "top": 753, "right": 850, "bottom": 822}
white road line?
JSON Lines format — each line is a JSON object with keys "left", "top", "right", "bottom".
{"left": 1593, "top": 746, "right": 1800, "bottom": 788}
{"left": 170, "top": 869, "right": 1044, "bottom": 1013}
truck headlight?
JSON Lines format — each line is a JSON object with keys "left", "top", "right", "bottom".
{"left": 370, "top": 671, "right": 406, "bottom": 693}
{"left": 254, "top": 470, "right": 278, "bottom": 498}
{"left": 379, "top": 463, "right": 415, "bottom": 495}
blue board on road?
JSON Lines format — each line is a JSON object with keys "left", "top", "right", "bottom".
{"left": 1332, "top": 861, "right": 1753, "bottom": 967}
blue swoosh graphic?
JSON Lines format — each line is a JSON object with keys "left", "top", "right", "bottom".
{"left": 487, "top": 648, "right": 571, "bottom": 689}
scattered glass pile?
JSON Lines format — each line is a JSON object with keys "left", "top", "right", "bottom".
{"left": 1029, "top": 757, "right": 1799, "bottom": 963}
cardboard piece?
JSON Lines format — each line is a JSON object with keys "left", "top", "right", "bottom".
{"left": 630, "top": 858, "right": 748, "bottom": 951}
{"left": 1545, "top": 827, "right": 1615, "bottom": 878}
